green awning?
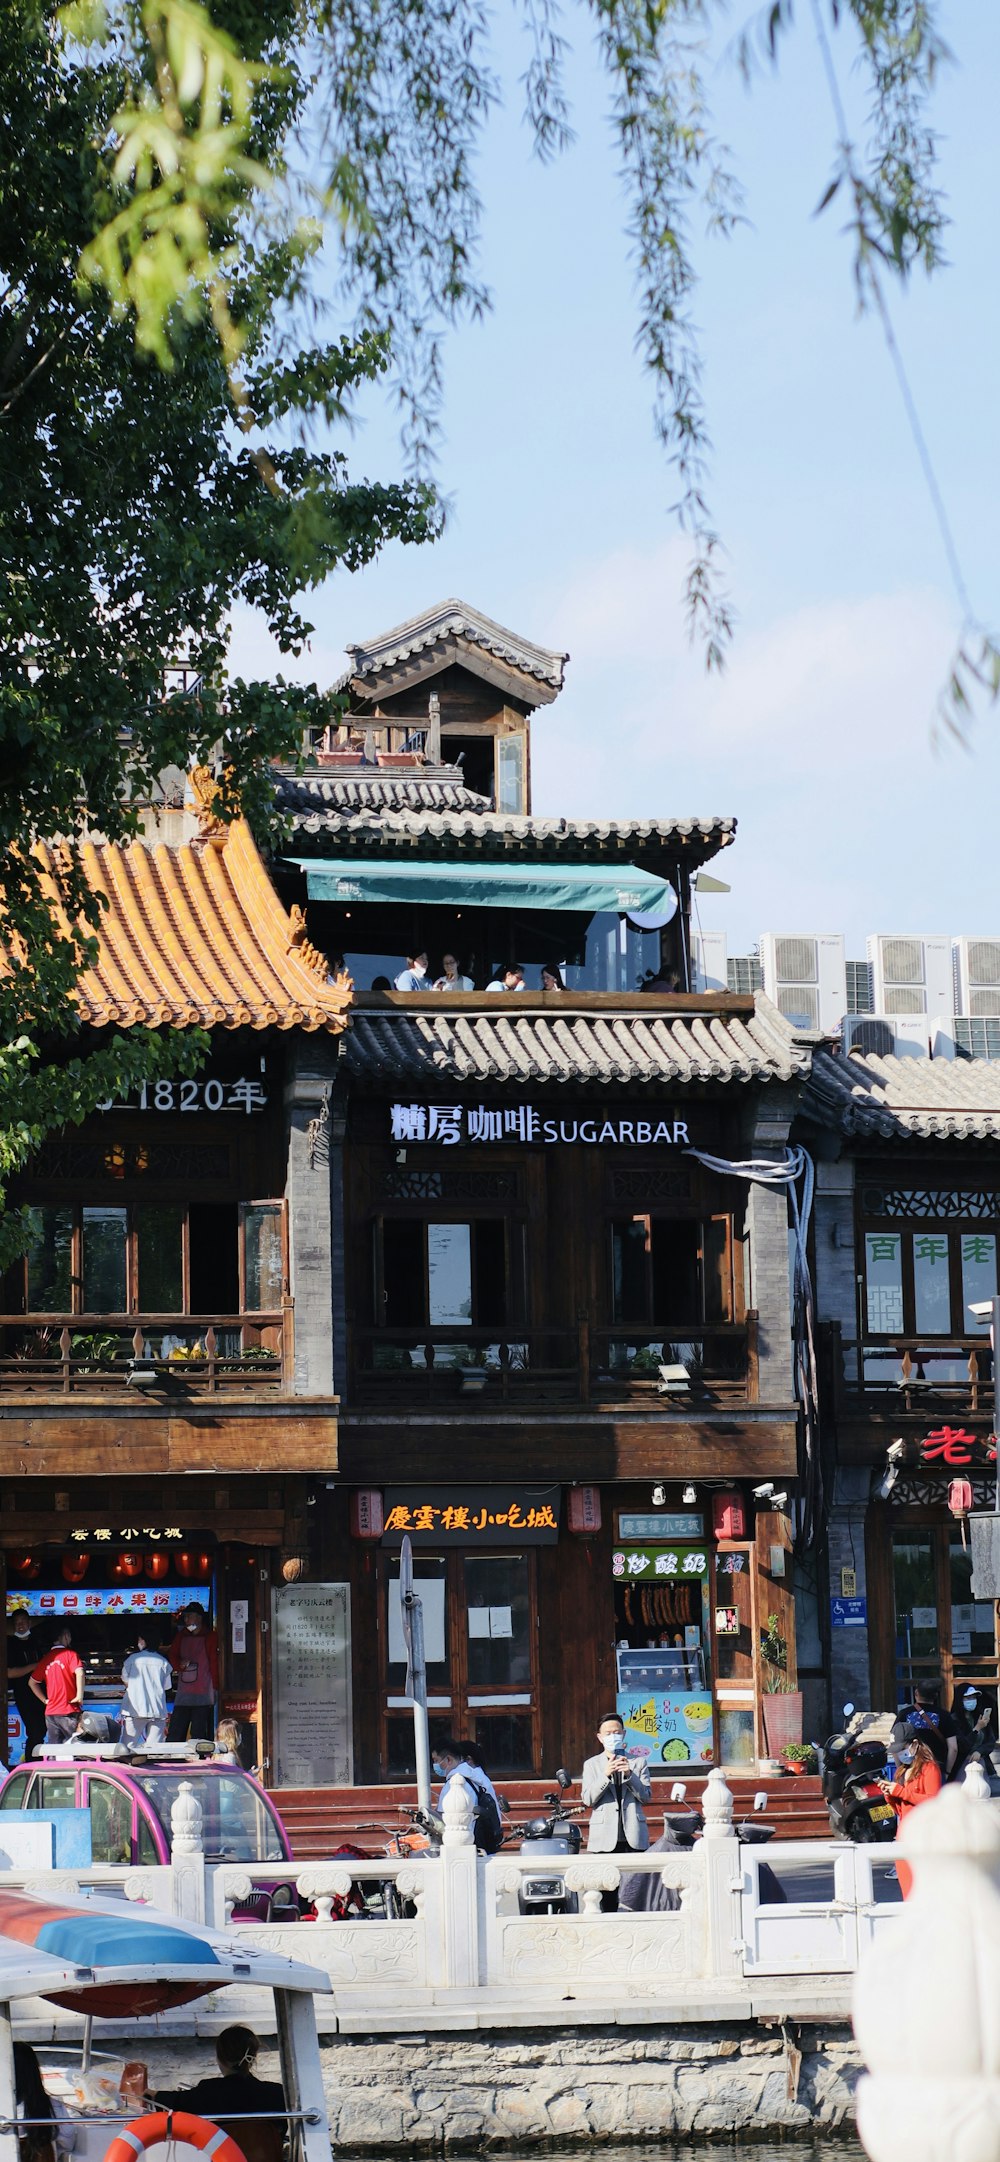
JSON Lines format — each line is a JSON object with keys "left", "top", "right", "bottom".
{"left": 290, "top": 857, "right": 676, "bottom": 915}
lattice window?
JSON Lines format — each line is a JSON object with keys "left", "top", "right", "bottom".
{"left": 607, "top": 1167, "right": 693, "bottom": 1203}
{"left": 31, "top": 1141, "right": 231, "bottom": 1182}
{"left": 862, "top": 1186, "right": 1000, "bottom": 1220}
{"left": 379, "top": 1167, "right": 519, "bottom": 1203}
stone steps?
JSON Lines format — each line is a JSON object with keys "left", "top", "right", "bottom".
{"left": 271, "top": 1773, "right": 829, "bottom": 1857}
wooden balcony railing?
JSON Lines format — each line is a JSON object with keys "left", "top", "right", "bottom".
{"left": 350, "top": 1315, "right": 758, "bottom": 1407}
{"left": 0, "top": 1313, "right": 290, "bottom": 1396}
{"left": 827, "top": 1322, "right": 991, "bottom": 1416}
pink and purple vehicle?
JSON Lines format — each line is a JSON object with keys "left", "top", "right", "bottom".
{"left": 0, "top": 1753, "right": 302, "bottom": 1919}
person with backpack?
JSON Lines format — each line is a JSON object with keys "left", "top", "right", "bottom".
{"left": 432, "top": 1737, "right": 503, "bottom": 1852}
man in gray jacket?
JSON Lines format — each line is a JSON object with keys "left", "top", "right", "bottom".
{"left": 580, "top": 1713, "right": 651, "bottom": 1854}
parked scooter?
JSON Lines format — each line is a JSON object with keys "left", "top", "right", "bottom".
{"left": 665, "top": 1782, "right": 775, "bottom": 1847}
{"left": 822, "top": 1703, "right": 896, "bottom": 1842}
{"left": 517, "top": 1769, "right": 584, "bottom": 1913}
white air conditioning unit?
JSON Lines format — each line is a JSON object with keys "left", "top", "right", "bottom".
{"left": 842, "top": 1016, "right": 896, "bottom": 1059}
{"left": 841, "top": 1014, "right": 933, "bottom": 1059}
{"left": 693, "top": 930, "right": 727, "bottom": 995}
{"left": 759, "top": 932, "right": 846, "bottom": 1034}
{"left": 954, "top": 938, "right": 1000, "bottom": 1019}
{"left": 868, "top": 935, "right": 953, "bottom": 1019}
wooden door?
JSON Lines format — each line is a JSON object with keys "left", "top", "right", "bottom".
{"left": 376, "top": 1548, "right": 540, "bottom": 1779}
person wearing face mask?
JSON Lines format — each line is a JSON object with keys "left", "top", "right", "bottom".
{"left": 166, "top": 1604, "right": 219, "bottom": 1742}
{"left": 431, "top": 1737, "right": 503, "bottom": 1851}
{"left": 878, "top": 1726, "right": 945, "bottom": 1897}
{"left": 581, "top": 1715, "right": 651, "bottom": 1853}
{"left": 5, "top": 1608, "right": 46, "bottom": 1760}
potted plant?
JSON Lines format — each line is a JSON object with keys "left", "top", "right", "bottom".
{"left": 759, "top": 1613, "right": 803, "bottom": 1757}
{"left": 780, "top": 1741, "right": 817, "bottom": 1777}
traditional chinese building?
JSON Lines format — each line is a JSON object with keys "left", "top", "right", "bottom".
{"left": 802, "top": 1044, "right": 1000, "bottom": 1721}
{"left": 269, "top": 599, "right": 815, "bottom": 1788}
{"left": 0, "top": 809, "right": 350, "bottom": 1774}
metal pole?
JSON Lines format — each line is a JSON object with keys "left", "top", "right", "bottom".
{"left": 408, "top": 1594, "right": 432, "bottom": 1815}
{"left": 399, "top": 1534, "right": 432, "bottom": 1814}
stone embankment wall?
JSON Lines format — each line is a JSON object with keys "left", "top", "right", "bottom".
{"left": 137, "top": 2023, "right": 862, "bottom": 2149}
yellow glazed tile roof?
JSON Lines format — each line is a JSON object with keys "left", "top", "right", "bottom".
{"left": 31, "top": 819, "right": 351, "bottom": 1034}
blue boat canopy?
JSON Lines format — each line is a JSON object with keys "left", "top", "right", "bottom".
{"left": 289, "top": 857, "right": 676, "bottom": 916}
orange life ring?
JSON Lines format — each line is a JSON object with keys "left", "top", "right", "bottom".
{"left": 105, "top": 2114, "right": 249, "bottom": 2162}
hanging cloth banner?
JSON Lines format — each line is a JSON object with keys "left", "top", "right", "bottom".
{"left": 685, "top": 1144, "right": 821, "bottom": 1551}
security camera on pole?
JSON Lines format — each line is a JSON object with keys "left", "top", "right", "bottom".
{"left": 399, "top": 1534, "right": 432, "bottom": 1814}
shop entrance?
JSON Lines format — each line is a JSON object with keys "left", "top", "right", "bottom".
{"left": 378, "top": 1549, "right": 540, "bottom": 1777}
{"left": 888, "top": 1514, "right": 1000, "bottom": 1710}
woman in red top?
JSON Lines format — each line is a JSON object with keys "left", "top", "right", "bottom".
{"left": 881, "top": 1733, "right": 943, "bottom": 1895}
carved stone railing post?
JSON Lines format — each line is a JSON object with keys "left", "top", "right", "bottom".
{"left": 438, "top": 1776, "right": 479, "bottom": 1989}
{"left": 855, "top": 1782, "right": 1000, "bottom": 2162}
{"left": 700, "top": 1768, "right": 741, "bottom": 1981}
{"left": 169, "top": 1778, "right": 206, "bottom": 1924}
{"left": 701, "top": 1766, "right": 736, "bottom": 1841}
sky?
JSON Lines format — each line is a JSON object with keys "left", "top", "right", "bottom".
{"left": 229, "top": 3, "right": 1000, "bottom": 960}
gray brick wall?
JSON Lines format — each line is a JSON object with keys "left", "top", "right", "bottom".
{"left": 284, "top": 1041, "right": 341, "bottom": 1397}
{"left": 827, "top": 1468, "right": 874, "bottom": 1711}
{"left": 739, "top": 1089, "right": 796, "bottom": 1403}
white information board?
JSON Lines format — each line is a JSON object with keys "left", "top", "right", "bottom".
{"left": 272, "top": 1582, "right": 353, "bottom": 1788}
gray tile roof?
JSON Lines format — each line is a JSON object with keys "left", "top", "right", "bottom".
{"left": 343, "top": 993, "right": 810, "bottom": 1088}
{"left": 279, "top": 795, "right": 737, "bottom": 864}
{"left": 332, "top": 599, "right": 568, "bottom": 696}
{"left": 806, "top": 1048, "right": 1000, "bottom": 1140}
{"left": 275, "top": 769, "right": 490, "bottom": 819}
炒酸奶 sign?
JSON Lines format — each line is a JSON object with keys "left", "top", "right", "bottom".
{"left": 390, "top": 1104, "right": 691, "bottom": 1147}
{"left": 612, "top": 1546, "right": 708, "bottom": 1580}
{"left": 382, "top": 1487, "right": 561, "bottom": 1545}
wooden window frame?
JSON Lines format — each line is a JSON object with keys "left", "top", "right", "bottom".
{"left": 860, "top": 1219, "right": 997, "bottom": 1339}
{"left": 373, "top": 1213, "right": 525, "bottom": 1331}
{"left": 607, "top": 1210, "right": 740, "bottom": 1328}
{"left": 16, "top": 1198, "right": 286, "bottom": 1317}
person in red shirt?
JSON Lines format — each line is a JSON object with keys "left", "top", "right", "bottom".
{"left": 166, "top": 1603, "right": 219, "bottom": 1742}
{"left": 879, "top": 1731, "right": 944, "bottom": 1897}
{"left": 29, "top": 1628, "right": 84, "bottom": 1743}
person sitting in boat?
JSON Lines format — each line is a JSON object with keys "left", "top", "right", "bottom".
{"left": 14, "top": 2043, "right": 62, "bottom": 2162}
{"left": 156, "top": 2027, "right": 286, "bottom": 2162}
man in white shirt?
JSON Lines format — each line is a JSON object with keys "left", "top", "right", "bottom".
{"left": 120, "top": 1631, "right": 174, "bottom": 1745}
{"left": 395, "top": 952, "right": 429, "bottom": 990}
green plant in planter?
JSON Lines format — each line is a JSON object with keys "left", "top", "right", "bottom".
{"left": 760, "top": 1612, "right": 794, "bottom": 1694}
{"left": 780, "top": 1742, "right": 817, "bottom": 1769}
{"left": 70, "top": 1330, "right": 124, "bottom": 1370}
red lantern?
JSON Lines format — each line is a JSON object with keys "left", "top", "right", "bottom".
{"left": 948, "top": 1478, "right": 973, "bottom": 1518}
{"left": 61, "top": 1554, "right": 89, "bottom": 1584}
{"left": 712, "top": 1489, "right": 747, "bottom": 1541}
{"left": 567, "top": 1486, "right": 601, "bottom": 1535}
{"left": 349, "top": 1490, "right": 384, "bottom": 1541}
{"left": 144, "top": 1552, "right": 170, "bottom": 1582}
{"left": 117, "top": 1551, "right": 143, "bottom": 1579}
{"left": 176, "top": 1551, "right": 212, "bottom": 1581}
{"left": 8, "top": 1554, "right": 40, "bottom": 1581}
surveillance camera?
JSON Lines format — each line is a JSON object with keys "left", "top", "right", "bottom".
{"left": 753, "top": 1483, "right": 774, "bottom": 1501}
{"left": 969, "top": 1300, "right": 994, "bottom": 1321}
{"left": 886, "top": 1439, "right": 907, "bottom": 1464}
{"left": 753, "top": 1791, "right": 768, "bottom": 1813}
{"left": 770, "top": 1492, "right": 788, "bottom": 1510}
{"left": 651, "top": 1484, "right": 667, "bottom": 1507}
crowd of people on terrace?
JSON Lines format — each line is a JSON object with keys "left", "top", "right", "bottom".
{"left": 384, "top": 954, "right": 562, "bottom": 992}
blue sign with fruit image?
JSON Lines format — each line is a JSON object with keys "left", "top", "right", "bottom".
{"left": 616, "top": 1688, "right": 714, "bottom": 1765}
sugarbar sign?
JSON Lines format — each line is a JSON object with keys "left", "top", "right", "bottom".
{"left": 389, "top": 1104, "right": 691, "bottom": 1147}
